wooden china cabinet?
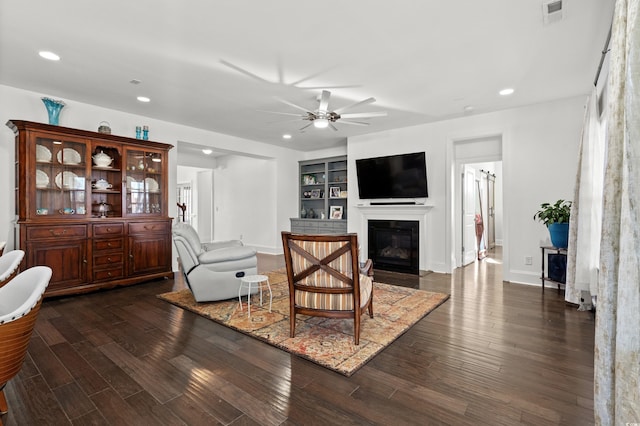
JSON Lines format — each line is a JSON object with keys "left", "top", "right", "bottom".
{"left": 7, "top": 120, "right": 174, "bottom": 298}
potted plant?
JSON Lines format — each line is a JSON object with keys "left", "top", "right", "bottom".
{"left": 533, "top": 199, "right": 572, "bottom": 248}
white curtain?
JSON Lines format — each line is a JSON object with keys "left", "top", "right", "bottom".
{"left": 566, "top": 88, "right": 606, "bottom": 308}
{"left": 595, "top": 0, "right": 640, "bottom": 423}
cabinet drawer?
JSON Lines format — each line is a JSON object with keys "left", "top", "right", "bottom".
{"left": 93, "top": 237, "right": 124, "bottom": 251}
{"left": 332, "top": 222, "right": 348, "bottom": 232}
{"left": 93, "top": 253, "right": 124, "bottom": 266}
{"left": 93, "top": 223, "right": 124, "bottom": 236}
{"left": 128, "top": 221, "right": 170, "bottom": 235}
{"left": 317, "top": 222, "right": 334, "bottom": 230}
{"left": 93, "top": 267, "right": 124, "bottom": 282}
{"left": 27, "top": 225, "right": 87, "bottom": 240}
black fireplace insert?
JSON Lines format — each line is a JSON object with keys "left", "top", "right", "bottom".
{"left": 368, "top": 220, "right": 419, "bottom": 274}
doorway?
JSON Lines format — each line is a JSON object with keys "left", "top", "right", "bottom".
{"left": 458, "top": 161, "right": 502, "bottom": 267}
{"left": 450, "top": 134, "right": 504, "bottom": 271}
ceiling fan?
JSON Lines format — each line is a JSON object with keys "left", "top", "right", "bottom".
{"left": 268, "top": 90, "right": 387, "bottom": 131}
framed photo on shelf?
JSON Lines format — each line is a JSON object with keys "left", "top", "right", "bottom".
{"left": 329, "top": 186, "right": 340, "bottom": 198}
{"left": 330, "top": 205, "right": 343, "bottom": 219}
{"left": 310, "top": 189, "right": 321, "bottom": 198}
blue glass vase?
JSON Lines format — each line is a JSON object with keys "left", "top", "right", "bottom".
{"left": 41, "top": 97, "right": 65, "bottom": 125}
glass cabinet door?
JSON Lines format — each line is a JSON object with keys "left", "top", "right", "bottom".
{"left": 124, "top": 149, "right": 163, "bottom": 215}
{"left": 90, "top": 143, "right": 122, "bottom": 218}
{"left": 35, "top": 136, "right": 87, "bottom": 217}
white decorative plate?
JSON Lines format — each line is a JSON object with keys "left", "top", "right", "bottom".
{"left": 57, "top": 147, "right": 82, "bottom": 165}
{"left": 126, "top": 176, "right": 140, "bottom": 191}
{"left": 55, "top": 171, "right": 84, "bottom": 189}
{"left": 36, "top": 145, "right": 52, "bottom": 162}
{"left": 145, "top": 177, "right": 159, "bottom": 192}
{"left": 36, "top": 169, "right": 49, "bottom": 188}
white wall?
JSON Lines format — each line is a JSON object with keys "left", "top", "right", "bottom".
{"left": 348, "top": 95, "right": 584, "bottom": 285}
{"left": 0, "top": 85, "right": 301, "bottom": 260}
{"left": 213, "top": 155, "right": 279, "bottom": 252}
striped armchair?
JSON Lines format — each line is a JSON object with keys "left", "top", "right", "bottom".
{"left": 281, "top": 232, "right": 374, "bottom": 345}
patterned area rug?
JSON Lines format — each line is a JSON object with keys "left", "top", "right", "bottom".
{"left": 157, "top": 271, "right": 449, "bottom": 376}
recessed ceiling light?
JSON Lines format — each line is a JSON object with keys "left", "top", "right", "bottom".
{"left": 499, "top": 88, "right": 515, "bottom": 96}
{"left": 39, "top": 51, "right": 60, "bottom": 61}
{"left": 137, "top": 96, "right": 151, "bottom": 103}
{"left": 282, "top": 134, "right": 292, "bottom": 139}
{"left": 202, "top": 149, "right": 213, "bottom": 155}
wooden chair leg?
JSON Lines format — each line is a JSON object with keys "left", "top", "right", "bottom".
{"left": 290, "top": 311, "right": 296, "bottom": 338}
{"left": 0, "top": 388, "right": 8, "bottom": 414}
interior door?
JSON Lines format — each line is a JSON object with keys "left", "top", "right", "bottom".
{"left": 462, "top": 165, "right": 477, "bottom": 265}
{"left": 487, "top": 174, "right": 496, "bottom": 249}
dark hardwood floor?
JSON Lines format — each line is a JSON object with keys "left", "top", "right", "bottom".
{"left": 2, "top": 248, "right": 595, "bottom": 425}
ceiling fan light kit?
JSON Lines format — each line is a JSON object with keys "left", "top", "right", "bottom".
{"left": 313, "top": 118, "right": 329, "bottom": 128}
{"left": 271, "top": 90, "right": 387, "bottom": 131}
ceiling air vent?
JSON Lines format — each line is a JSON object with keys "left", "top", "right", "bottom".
{"left": 542, "top": 0, "right": 564, "bottom": 24}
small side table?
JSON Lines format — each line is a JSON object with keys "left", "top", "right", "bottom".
{"left": 238, "top": 274, "right": 272, "bottom": 317}
{"left": 541, "top": 246, "right": 567, "bottom": 293}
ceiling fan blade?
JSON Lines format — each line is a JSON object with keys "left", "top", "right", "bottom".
{"left": 288, "top": 66, "right": 336, "bottom": 86}
{"left": 318, "top": 90, "right": 331, "bottom": 113}
{"left": 276, "top": 56, "right": 285, "bottom": 84}
{"left": 333, "top": 97, "right": 376, "bottom": 114}
{"left": 329, "top": 123, "right": 339, "bottom": 131}
{"left": 296, "top": 84, "right": 362, "bottom": 90}
{"left": 299, "top": 122, "right": 314, "bottom": 131}
{"left": 258, "top": 110, "right": 305, "bottom": 117}
{"left": 339, "top": 111, "right": 387, "bottom": 119}
{"left": 275, "top": 97, "right": 312, "bottom": 113}
{"left": 337, "top": 120, "right": 370, "bottom": 126}
{"left": 220, "top": 60, "right": 271, "bottom": 84}
{"left": 267, "top": 118, "right": 307, "bottom": 125}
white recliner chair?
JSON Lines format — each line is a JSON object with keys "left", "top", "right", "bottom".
{"left": 172, "top": 223, "right": 258, "bottom": 302}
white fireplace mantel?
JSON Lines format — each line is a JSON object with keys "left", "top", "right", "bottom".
{"left": 354, "top": 203, "right": 434, "bottom": 271}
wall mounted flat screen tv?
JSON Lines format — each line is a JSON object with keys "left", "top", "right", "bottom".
{"left": 356, "top": 152, "right": 428, "bottom": 199}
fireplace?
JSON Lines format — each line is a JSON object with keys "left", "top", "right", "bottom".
{"left": 368, "top": 220, "right": 419, "bottom": 274}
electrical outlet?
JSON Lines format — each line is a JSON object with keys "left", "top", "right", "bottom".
{"left": 525, "top": 256, "right": 533, "bottom": 265}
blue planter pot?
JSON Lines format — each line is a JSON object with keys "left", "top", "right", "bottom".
{"left": 548, "top": 222, "right": 569, "bottom": 249}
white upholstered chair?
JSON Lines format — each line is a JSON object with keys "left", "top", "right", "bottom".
{"left": 0, "top": 266, "right": 52, "bottom": 420}
{"left": 0, "top": 250, "right": 24, "bottom": 289}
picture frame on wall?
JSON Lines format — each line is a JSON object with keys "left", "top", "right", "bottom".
{"left": 330, "top": 205, "right": 343, "bottom": 219}
{"left": 329, "top": 186, "right": 340, "bottom": 198}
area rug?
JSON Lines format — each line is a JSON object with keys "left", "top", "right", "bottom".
{"left": 157, "top": 271, "right": 449, "bottom": 376}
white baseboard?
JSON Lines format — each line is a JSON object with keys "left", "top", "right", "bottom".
{"left": 507, "top": 269, "right": 541, "bottom": 286}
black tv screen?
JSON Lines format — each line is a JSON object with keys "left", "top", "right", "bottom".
{"left": 356, "top": 152, "right": 428, "bottom": 199}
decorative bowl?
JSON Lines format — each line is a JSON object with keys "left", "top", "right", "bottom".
{"left": 92, "top": 151, "right": 113, "bottom": 167}
{"left": 92, "top": 178, "right": 112, "bottom": 190}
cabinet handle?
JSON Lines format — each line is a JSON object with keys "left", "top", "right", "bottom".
{"left": 49, "top": 229, "right": 67, "bottom": 236}
{"left": 144, "top": 225, "right": 155, "bottom": 230}
{"left": 108, "top": 272, "right": 112, "bottom": 277}
{"left": 83, "top": 259, "right": 87, "bottom": 264}
{"left": 107, "top": 228, "right": 113, "bottom": 232}
{"left": 107, "top": 257, "right": 112, "bottom": 262}
{"left": 107, "top": 243, "right": 112, "bottom": 247}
